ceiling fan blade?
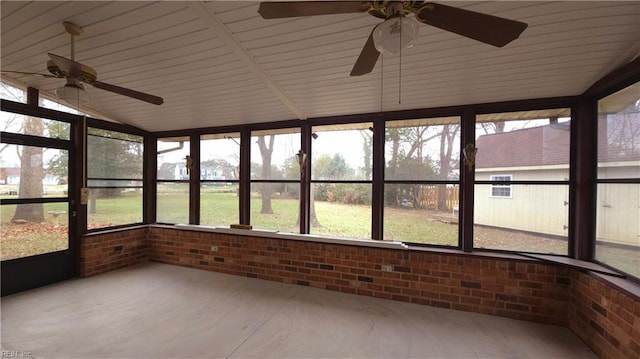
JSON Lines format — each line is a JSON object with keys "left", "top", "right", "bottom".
{"left": 91, "top": 80, "right": 164, "bottom": 105}
{"left": 1, "top": 70, "right": 59, "bottom": 78}
{"left": 350, "top": 27, "right": 380, "bottom": 76}
{"left": 417, "top": 3, "right": 527, "bottom": 47}
{"left": 258, "top": 1, "right": 366, "bottom": 19}
{"left": 47, "top": 53, "right": 84, "bottom": 77}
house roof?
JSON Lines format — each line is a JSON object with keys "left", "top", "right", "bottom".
{"left": 476, "top": 114, "right": 640, "bottom": 169}
{"left": 476, "top": 124, "right": 570, "bottom": 168}
{"left": 1, "top": 1, "right": 639, "bottom": 132}
{"left": 0, "top": 167, "right": 21, "bottom": 177}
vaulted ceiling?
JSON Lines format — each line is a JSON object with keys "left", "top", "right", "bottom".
{"left": 1, "top": 1, "right": 638, "bottom": 132}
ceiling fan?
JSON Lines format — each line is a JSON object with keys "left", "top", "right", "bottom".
{"left": 258, "top": 1, "right": 527, "bottom": 76}
{"left": 1, "top": 21, "right": 163, "bottom": 105}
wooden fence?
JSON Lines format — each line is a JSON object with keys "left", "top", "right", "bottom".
{"left": 417, "top": 185, "right": 459, "bottom": 210}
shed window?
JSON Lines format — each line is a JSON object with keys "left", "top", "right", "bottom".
{"left": 490, "top": 175, "right": 512, "bottom": 198}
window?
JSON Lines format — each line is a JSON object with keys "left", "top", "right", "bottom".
{"left": 595, "top": 81, "right": 640, "bottom": 279}
{"left": 384, "top": 117, "right": 460, "bottom": 245}
{"left": 0, "top": 82, "right": 26, "bottom": 103}
{"left": 157, "top": 137, "right": 190, "bottom": 224}
{"left": 0, "top": 109, "right": 70, "bottom": 140}
{"left": 200, "top": 133, "right": 240, "bottom": 226}
{"left": 310, "top": 123, "right": 372, "bottom": 239}
{"left": 250, "top": 128, "right": 300, "bottom": 232}
{"left": 490, "top": 175, "right": 512, "bottom": 198}
{"left": 474, "top": 109, "right": 571, "bottom": 255}
{"left": 87, "top": 128, "right": 143, "bottom": 229}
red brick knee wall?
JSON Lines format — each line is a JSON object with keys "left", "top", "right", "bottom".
{"left": 147, "top": 227, "right": 570, "bottom": 325}
{"left": 80, "top": 227, "right": 148, "bottom": 277}
{"left": 569, "top": 270, "right": 640, "bottom": 359}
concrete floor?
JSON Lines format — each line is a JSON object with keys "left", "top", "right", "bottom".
{"left": 1, "top": 262, "right": 597, "bottom": 359}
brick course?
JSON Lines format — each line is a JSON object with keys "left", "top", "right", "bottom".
{"left": 80, "top": 227, "right": 148, "bottom": 277}
{"left": 569, "top": 270, "right": 640, "bottom": 359}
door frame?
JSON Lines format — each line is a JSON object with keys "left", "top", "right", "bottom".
{"left": 0, "top": 97, "right": 82, "bottom": 296}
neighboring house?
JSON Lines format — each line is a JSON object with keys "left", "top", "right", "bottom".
{"left": 160, "top": 163, "right": 228, "bottom": 181}
{"left": 475, "top": 119, "right": 639, "bottom": 246}
{"left": 201, "top": 166, "right": 225, "bottom": 181}
{"left": 43, "top": 174, "right": 59, "bottom": 185}
{"left": 174, "top": 163, "right": 189, "bottom": 180}
{"left": 0, "top": 167, "right": 60, "bottom": 185}
{"left": 0, "top": 167, "right": 21, "bottom": 184}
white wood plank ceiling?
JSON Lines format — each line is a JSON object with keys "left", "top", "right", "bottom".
{"left": 1, "top": 1, "right": 638, "bottom": 132}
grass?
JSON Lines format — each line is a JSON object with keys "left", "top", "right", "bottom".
{"left": 88, "top": 194, "right": 143, "bottom": 228}
{"left": 2, "top": 192, "right": 638, "bottom": 277}
{"left": 384, "top": 207, "right": 458, "bottom": 246}
{"left": 313, "top": 201, "right": 371, "bottom": 238}
{"left": 1, "top": 203, "right": 69, "bottom": 260}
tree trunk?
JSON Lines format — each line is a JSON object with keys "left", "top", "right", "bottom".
{"left": 260, "top": 183, "right": 273, "bottom": 214}
{"left": 385, "top": 128, "right": 401, "bottom": 206}
{"left": 257, "top": 135, "right": 274, "bottom": 214}
{"left": 13, "top": 116, "right": 45, "bottom": 223}
{"left": 361, "top": 131, "right": 372, "bottom": 179}
{"left": 437, "top": 124, "right": 458, "bottom": 211}
{"left": 90, "top": 192, "right": 97, "bottom": 214}
{"left": 309, "top": 185, "right": 321, "bottom": 227}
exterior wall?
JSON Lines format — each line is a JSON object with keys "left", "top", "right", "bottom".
{"left": 597, "top": 163, "right": 640, "bottom": 179}
{"left": 596, "top": 182, "right": 640, "bottom": 246}
{"left": 475, "top": 164, "right": 639, "bottom": 244}
{"left": 80, "top": 227, "right": 148, "bottom": 277}
{"left": 569, "top": 270, "right": 640, "bottom": 359}
{"left": 475, "top": 168, "right": 569, "bottom": 237}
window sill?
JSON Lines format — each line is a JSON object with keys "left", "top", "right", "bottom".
{"left": 84, "top": 224, "right": 148, "bottom": 237}
{"left": 520, "top": 253, "right": 623, "bottom": 277}
{"left": 161, "top": 224, "right": 409, "bottom": 250}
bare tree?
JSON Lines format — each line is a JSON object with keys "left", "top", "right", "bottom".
{"left": 437, "top": 124, "right": 459, "bottom": 211}
{"left": 256, "top": 135, "right": 275, "bottom": 214}
{"left": 12, "top": 116, "right": 45, "bottom": 222}
{"left": 0, "top": 83, "right": 26, "bottom": 154}
{"left": 605, "top": 113, "right": 640, "bottom": 155}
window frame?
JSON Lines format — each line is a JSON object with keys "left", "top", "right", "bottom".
{"left": 199, "top": 132, "right": 241, "bottom": 227}
{"left": 156, "top": 136, "right": 191, "bottom": 225}
{"left": 306, "top": 123, "right": 374, "bottom": 239}
{"left": 489, "top": 174, "right": 513, "bottom": 198}
{"left": 592, "top": 80, "right": 640, "bottom": 281}
{"left": 248, "top": 127, "right": 302, "bottom": 232}
{"left": 382, "top": 117, "right": 462, "bottom": 246}
{"left": 86, "top": 127, "right": 145, "bottom": 231}
{"left": 472, "top": 108, "right": 573, "bottom": 255}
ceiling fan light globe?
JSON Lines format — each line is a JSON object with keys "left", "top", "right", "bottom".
{"left": 373, "top": 17, "right": 418, "bottom": 55}
{"left": 56, "top": 84, "right": 89, "bottom": 105}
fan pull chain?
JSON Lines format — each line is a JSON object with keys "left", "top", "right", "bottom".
{"left": 380, "top": 54, "right": 384, "bottom": 113}
{"left": 399, "top": 49, "right": 402, "bottom": 104}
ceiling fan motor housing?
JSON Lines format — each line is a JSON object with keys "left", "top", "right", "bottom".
{"left": 46, "top": 59, "right": 97, "bottom": 83}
